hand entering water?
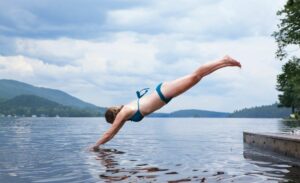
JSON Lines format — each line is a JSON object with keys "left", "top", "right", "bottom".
{"left": 89, "top": 145, "right": 100, "bottom": 152}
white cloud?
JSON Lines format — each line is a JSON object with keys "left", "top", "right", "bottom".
{"left": 106, "top": 0, "right": 285, "bottom": 38}
{"left": 107, "top": 8, "right": 158, "bottom": 27}
{"left": 0, "top": 55, "right": 80, "bottom": 80}
{"left": 0, "top": 55, "right": 34, "bottom": 77}
{"left": 14, "top": 35, "right": 159, "bottom": 75}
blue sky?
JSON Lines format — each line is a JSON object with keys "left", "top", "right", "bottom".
{"left": 0, "top": 0, "right": 286, "bottom": 112}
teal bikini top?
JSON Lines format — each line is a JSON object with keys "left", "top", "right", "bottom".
{"left": 129, "top": 88, "right": 149, "bottom": 122}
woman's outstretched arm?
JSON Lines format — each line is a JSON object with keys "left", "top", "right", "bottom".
{"left": 90, "top": 110, "right": 128, "bottom": 151}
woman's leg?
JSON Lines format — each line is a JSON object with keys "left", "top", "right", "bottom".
{"left": 161, "top": 56, "right": 241, "bottom": 98}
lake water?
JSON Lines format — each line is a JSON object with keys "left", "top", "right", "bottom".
{"left": 0, "top": 117, "right": 300, "bottom": 183}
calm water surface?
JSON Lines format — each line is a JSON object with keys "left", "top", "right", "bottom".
{"left": 0, "top": 117, "right": 300, "bottom": 183}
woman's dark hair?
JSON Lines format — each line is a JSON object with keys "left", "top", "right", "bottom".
{"left": 104, "top": 105, "right": 124, "bottom": 124}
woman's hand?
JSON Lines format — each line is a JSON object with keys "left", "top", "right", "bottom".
{"left": 89, "top": 145, "right": 100, "bottom": 152}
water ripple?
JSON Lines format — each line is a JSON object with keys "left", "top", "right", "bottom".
{"left": 1, "top": 117, "right": 300, "bottom": 182}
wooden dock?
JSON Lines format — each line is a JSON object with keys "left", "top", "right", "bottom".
{"left": 243, "top": 131, "right": 300, "bottom": 159}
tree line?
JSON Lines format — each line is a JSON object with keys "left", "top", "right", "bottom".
{"left": 0, "top": 95, "right": 101, "bottom": 117}
{"left": 273, "top": 0, "right": 300, "bottom": 119}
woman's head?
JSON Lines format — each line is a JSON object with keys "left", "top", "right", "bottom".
{"left": 104, "top": 105, "right": 124, "bottom": 124}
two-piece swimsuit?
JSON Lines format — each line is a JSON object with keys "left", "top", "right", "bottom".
{"left": 128, "top": 83, "right": 172, "bottom": 122}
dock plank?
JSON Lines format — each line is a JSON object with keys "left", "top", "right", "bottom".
{"left": 243, "top": 131, "right": 300, "bottom": 159}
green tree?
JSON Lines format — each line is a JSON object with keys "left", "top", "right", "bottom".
{"left": 273, "top": 0, "right": 300, "bottom": 117}
{"left": 277, "top": 58, "right": 300, "bottom": 113}
{"left": 273, "top": 0, "right": 300, "bottom": 60}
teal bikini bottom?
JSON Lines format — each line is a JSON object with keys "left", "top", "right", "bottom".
{"left": 129, "top": 83, "right": 172, "bottom": 122}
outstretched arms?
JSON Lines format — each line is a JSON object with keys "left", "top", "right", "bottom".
{"left": 91, "top": 109, "right": 128, "bottom": 151}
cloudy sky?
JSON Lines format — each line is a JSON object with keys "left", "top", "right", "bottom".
{"left": 0, "top": 0, "right": 286, "bottom": 112}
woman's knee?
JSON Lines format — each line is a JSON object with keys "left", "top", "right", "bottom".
{"left": 190, "top": 73, "right": 202, "bottom": 84}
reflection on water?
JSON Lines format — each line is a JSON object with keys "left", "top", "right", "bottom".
{"left": 0, "top": 117, "right": 300, "bottom": 182}
{"left": 95, "top": 148, "right": 199, "bottom": 182}
{"left": 243, "top": 145, "right": 300, "bottom": 183}
{"left": 279, "top": 119, "right": 300, "bottom": 133}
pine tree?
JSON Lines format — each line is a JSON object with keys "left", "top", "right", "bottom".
{"left": 273, "top": 0, "right": 300, "bottom": 117}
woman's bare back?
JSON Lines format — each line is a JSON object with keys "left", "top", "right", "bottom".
{"left": 125, "top": 90, "right": 166, "bottom": 117}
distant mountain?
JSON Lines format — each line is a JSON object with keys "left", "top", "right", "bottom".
{"left": 150, "top": 104, "right": 292, "bottom": 118}
{"left": 0, "top": 95, "right": 100, "bottom": 117}
{"left": 229, "top": 103, "right": 291, "bottom": 118}
{"left": 148, "top": 112, "right": 170, "bottom": 117}
{"left": 170, "top": 109, "right": 230, "bottom": 118}
{"left": 0, "top": 79, "right": 105, "bottom": 112}
{"left": 149, "top": 109, "right": 230, "bottom": 118}
{"left": 2, "top": 94, "right": 63, "bottom": 108}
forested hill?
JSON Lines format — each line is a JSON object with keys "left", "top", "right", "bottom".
{"left": 149, "top": 109, "right": 230, "bottom": 118}
{"left": 170, "top": 109, "right": 229, "bottom": 118}
{"left": 0, "top": 95, "right": 100, "bottom": 117}
{"left": 0, "top": 79, "right": 103, "bottom": 110}
{"left": 229, "top": 103, "right": 291, "bottom": 118}
{"left": 150, "top": 104, "right": 291, "bottom": 118}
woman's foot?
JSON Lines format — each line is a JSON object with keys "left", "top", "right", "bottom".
{"left": 222, "top": 55, "right": 241, "bottom": 68}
